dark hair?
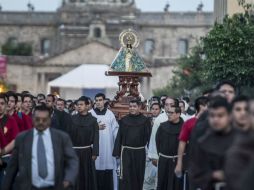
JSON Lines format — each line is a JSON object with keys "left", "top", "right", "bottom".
{"left": 174, "top": 98, "right": 180, "bottom": 107}
{"left": 151, "top": 103, "right": 161, "bottom": 109}
{"left": 47, "top": 94, "right": 55, "bottom": 102}
{"left": 6, "top": 91, "right": 18, "bottom": 104}
{"left": 129, "top": 99, "right": 141, "bottom": 106}
{"left": 151, "top": 96, "right": 160, "bottom": 102}
{"left": 74, "top": 100, "right": 78, "bottom": 105}
{"left": 0, "top": 93, "right": 7, "bottom": 103}
{"left": 202, "top": 89, "right": 215, "bottom": 96}
{"left": 95, "top": 93, "right": 105, "bottom": 100}
{"left": 216, "top": 80, "right": 236, "bottom": 92}
{"left": 88, "top": 98, "right": 93, "bottom": 105}
{"left": 172, "top": 106, "right": 181, "bottom": 114}
{"left": 21, "top": 91, "right": 30, "bottom": 95}
{"left": 37, "top": 93, "right": 46, "bottom": 99}
{"left": 208, "top": 96, "right": 231, "bottom": 113}
{"left": 57, "top": 98, "right": 66, "bottom": 105}
{"left": 164, "top": 97, "right": 179, "bottom": 107}
{"left": 231, "top": 95, "right": 249, "bottom": 109}
{"left": 22, "top": 94, "right": 33, "bottom": 102}
{"left": 182, "top": 97, "right": 190, "bottom": 104}
{"left": 78, "top": 96, "right": 90, "bottom": 105}
{"left": 179, "top": 100, "right": 185, "bottom": 108}
{"left": 16, "top": 93, "right": 22, "bottom": 99}
{"left": 195, "top": 96, "right": 209, "bottom": 113}
{"left": 160, "top": 95, "right": 168, "bottom": 98}
{"left": 66, "top": 99, "right": 73, "bottom": 103}
{"left": 34, "top": 105, "right": 51, "bottom": 115}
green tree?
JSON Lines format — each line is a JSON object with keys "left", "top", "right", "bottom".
{"left": 2, "top": 41, "right": 32, "bottom": 56}
{"left": 155, "top": 0, "right": 254, "bottom": 97}
{"left": 154, "top": 45, "right": 211, "bottom": 98}
{"left": 201, "top": 9, "right": 254, "bottom": 87}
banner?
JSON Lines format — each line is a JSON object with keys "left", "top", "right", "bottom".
{"left": 0, "top": 56, "right": 7, "bottom": 78}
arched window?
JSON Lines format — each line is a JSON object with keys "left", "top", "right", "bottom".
{"left": 144, "top": 39, "right": 155, "bottom": 55}
{"left": 41, "top": 39, "right": 51, "bottom": 55}
{"left": 7, "top": 37, "right": 18, "bottom": 45}
{"left": 94, "top": 27, "right": 102, "bottom": 38}
{"left": 178, "top": 39, "right": 189, "bottom": 56}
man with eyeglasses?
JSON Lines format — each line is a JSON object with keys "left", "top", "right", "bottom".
{"left": 2, "top": 105, "right": 79, "bottom": 190}
{"left": 148, "top": 97, "right": 178, "bottom": 167}
{"left": 155, "top": 106, "right": 184, "bottom": 190}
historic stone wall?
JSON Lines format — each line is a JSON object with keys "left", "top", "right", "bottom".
{"left": 0, "top": 25, "right": 55, "bottom": 56}
{"left": 1, "top": 8, "right": 214, "bottom": 96}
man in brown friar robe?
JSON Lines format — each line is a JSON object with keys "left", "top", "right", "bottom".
{"left": 67, "top": 96, "right": 99, "bottom": 190}
{"left": 156, "top": 106, "right": 184, "bottom": 190}
{"left": 113, "top": 100, "right": 151, "bottom": 190}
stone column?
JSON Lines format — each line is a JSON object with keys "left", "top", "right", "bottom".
{"left": 40, "top": 73, "right": 46, "bottom": 94}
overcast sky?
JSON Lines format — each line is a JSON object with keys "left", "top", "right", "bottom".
{"left": 0, "top": 0, "right": 213, "bottom": 12}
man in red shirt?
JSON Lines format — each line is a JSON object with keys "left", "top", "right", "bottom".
{"left": 21, "top": 94, "right": 33, "bottom": 128}
{"left": 0, "top": 93, "right": 19, "bottom": 186}
{"left": 175, "top": 96, "right": 209, "bottom": 177}
{"left": 6, "top": 92, "right": 32, "bottom": 132}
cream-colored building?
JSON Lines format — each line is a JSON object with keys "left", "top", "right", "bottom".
{"left": 214, "top": 0, "right": 254, "bottom": 23}
{"left": 2, "top": 0, "right": 214, "bottom": 99}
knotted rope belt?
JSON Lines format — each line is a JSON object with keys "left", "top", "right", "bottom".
{"left": 1, "top": 154, "right": 11, "bottom": 159}
{"left": 73, "top": 145, "right": 92, "bottom": 150}
{"left": 158, "top": 153, "right": 181, "bottom": 162}
{"left": 120, "top": 145, "right": 146, "bottom": 180}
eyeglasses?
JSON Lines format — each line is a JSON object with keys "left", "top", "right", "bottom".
{"left": 34, "top": 117, "right": 48, "bottom": 122}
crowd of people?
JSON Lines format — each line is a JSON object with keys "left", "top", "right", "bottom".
{"left": 0, "top": 80, "right": 253, "bottom": 190}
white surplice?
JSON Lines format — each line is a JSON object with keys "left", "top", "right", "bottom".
{"left": 90, "top": 108, "right": 119, "bottom": 190}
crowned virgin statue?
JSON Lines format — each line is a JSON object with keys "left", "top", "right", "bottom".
{"left": 109, "top": 29, "right": 150, "bottom": 73}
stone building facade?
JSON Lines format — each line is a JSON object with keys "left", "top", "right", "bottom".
{"left": 1, "top": 0, "right": 214, "bottom": 98}
{"left": 214, "top": 0, "right": 254, "bottom": 23}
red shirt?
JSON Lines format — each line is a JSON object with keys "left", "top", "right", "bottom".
{"left": 11, "top": 113, "right": 23, "bottom": 132}
{"left": 11, "top": 112, "right": 33, "bottom": 132}
{"left": 179, "top": 117, "right": 198, "bottom": 142}
{"left": 0, "top": 116, "right": 19, "bottom": 148}
{"left": 21, "top": 112, "right": 33, "bottom": 131}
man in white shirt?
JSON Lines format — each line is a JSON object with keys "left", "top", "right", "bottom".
{"left": 3, "top": 105, "right": 79, "bottom": 190}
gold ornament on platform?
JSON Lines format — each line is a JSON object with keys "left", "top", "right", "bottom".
{"left": 119, "top": 29, "right": 140, "bottom": 49}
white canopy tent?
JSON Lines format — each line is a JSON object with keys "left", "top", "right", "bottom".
{"left": 47, "top": 64, "right": 119, "bottom": 99}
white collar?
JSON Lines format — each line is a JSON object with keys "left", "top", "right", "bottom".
{"left": 34, "top": 128, "right": 50, "bottom": 136}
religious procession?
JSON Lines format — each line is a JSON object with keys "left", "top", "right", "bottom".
{"left": 0, "top": 0, "right": 254, "bottom": 190}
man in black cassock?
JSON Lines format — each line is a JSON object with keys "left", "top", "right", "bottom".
{"left": 67, "top": 96, "right": 99, "bottom": 190}
{"left": 156, "top": 106, "right": 184, "bottom": 190}
{"left": 190, "top": 96, "right": 237, "bottom": 190}
{"left": 113, "top": 99, "right": 151, "bottom": 190}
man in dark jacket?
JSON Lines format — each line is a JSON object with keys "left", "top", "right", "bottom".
{"left": 2, "top": 105, "right": 79, "bottom": 190}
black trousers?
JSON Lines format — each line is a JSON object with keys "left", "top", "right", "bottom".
{"left": 31, "top": 186, "right": 54, "bottom": 190}
{"left": 31, "top": 186, "right": 72, "bottom": 190}
{"left": 96, "top": 170, "right": 114, "bottom": 190}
